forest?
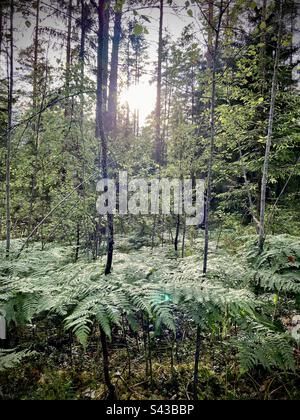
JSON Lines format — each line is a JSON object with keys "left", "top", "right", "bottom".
{"left": 0, "top": 0, "right": 299, "bottom": 402}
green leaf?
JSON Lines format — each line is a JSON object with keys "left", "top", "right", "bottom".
{"left": 133, "top": 24, "right": 143, "bottom": 36}
{"left": 260, "top": 21, "right": 267, "bottom": 30}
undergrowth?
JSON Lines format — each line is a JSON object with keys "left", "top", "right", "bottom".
{"left": 0, "top": 233, "right": 299, "bottom": 400}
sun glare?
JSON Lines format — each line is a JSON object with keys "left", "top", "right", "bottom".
{"left": 120, "top": 83, "right": 157, "bottom": 127}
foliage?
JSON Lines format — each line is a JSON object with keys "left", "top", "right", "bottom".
{"left": 1, "top": 234, "right": 299, "bottom": 377}
{"left": 0, "top": 0, "right": 299, "bottom": 401}
{"left": 244, "top": 234, "right": 300, "bottom": 294}
{"left": 0, "top": 349, "right": 36, "bottom": 372}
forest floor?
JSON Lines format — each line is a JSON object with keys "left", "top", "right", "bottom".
{"left": 0, "top": 229, "right": 300, "bottom": 400}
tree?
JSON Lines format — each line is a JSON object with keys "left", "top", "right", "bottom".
{"left": 194, "top": 0, "right": 231, "bottom": 400}
{"left": 0, "top": 1, "right": 4, "bottom": 59}
{"left": 202, "top": 0, "right": 230, "bottom": 275}
{"left": 107, "top": 0, "right": 123, "bottom": 134}
{"left": 96, "top": 0, "right": 114, "bottom": 277}
{"left": 155, "top": 0, "right": 163, "bottom": 165}
{"left": 258, "top": 0, "right": 283, "bottom": 252}
{"left": 27, "top": 0, "right": 41, "bottom": 235}
{"left": 5, "top": 0, "right": 13, "bottom": 258}
{"left": 64, "top": 0, "right": 73, "bottom": 117}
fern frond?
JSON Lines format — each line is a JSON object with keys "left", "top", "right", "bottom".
{"left": 0, "top": 348, "right": 36, "bottom": 372}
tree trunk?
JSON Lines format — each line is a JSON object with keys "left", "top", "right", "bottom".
{"left": 193, "top": 326, "right": 201, "bottom": 401}
{"left": 6, "top": 0, "right": 13, "bottom": 258}
{"left": 258, "top": 0, "right": 283, "bottom": 252}
{"left": 79, "top": 0, "right": 87, "bottom": 142}
{"left": 181, "top": 217, "right": 186, "bottom": 258}
{"left": 65, "top": 0, "right": 73, "bottom": 117}
{"left": 74, "top": 223, "right": 80, "bottom": 262}
{"left": 33, "top": 0, "right": 40, "bottom": 112}
{"left": 0, "top": 2, "right": 3, "bottom": 60}
{"left": 102, "top": 1, "right": 110, "bottom": 112}
{"left": 195, "top": 0, "right": 226, "bottom": 400}
{"left": 207, "top": 0, "right": 214, "bottom": 69}
{"left": 97, "top": 3, "right": 115, "bottom": 390}
{"left": 203, "top": 4, "right": 222, "bottom": 275}
{"left": 155, "top": 0, "right": 163, "bottom": 165}
{"left": 237, "top": 139, "right": 260, "bottom": 233}
{"left": 107, "top": 0, "right": 123, "bottom": 134}
{"left": 96, "top": 0, "right": 110, "bottom": 138}
{"left": 97, "top": 0, "right": 114, "bottom": 275}
{"left": 28, "top": 0, "right": 41, "bottom": 235}
{"left": 259, "top": 0, "right": 268, "bottom": 91}
{"left": 174, "top": 215, "right": 180, "bottom": 253}
{"left": 100, "top": 327, "right": 116, "bottom": 400}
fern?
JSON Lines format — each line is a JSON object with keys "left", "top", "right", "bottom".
{"left": 244, "top": 235, "right": 300, "bottom": 294}
{"left": 1, "top": 237, "right": 298, "bottom": 374}
{"left": 233, "top": 324, "right": 295, "bottom": 372}
{"left": 0, "top": 348, "right": 36, "bottom": 372}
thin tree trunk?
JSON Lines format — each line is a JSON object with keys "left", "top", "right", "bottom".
{"left": 259, "top": 0, "right": 268, "bottom": 92}
{"left": 162, "top": 56, "right": 169, "bottom": 143}
{"left": 60, "top": 0, "right": 73, "bottom": 182}
{"left": 78, "top": 0, "right": 89, "bottom": 256}
{"left": 155, "top": 0, "right": 163, "bottom": 165}
{"left": 74, "top": 224, "right": 80, "bottom": 262}
{"left": 97, "top": 0, "right": 114, "bottom": 275}
{"left": 33, "top": 0, "right": 40, "bottom": 112}
{"left": 174, "top": 215, "right": 180, "bottom": 253}
{"left": 182, "top": 217, "right": 186, "bottom": 258}
{"left": 121, "top": 315, "right": 131, "bottom": 377}
{"left": 102, "top": 0, "right": 110, "bottom": 112}
{"left": 100, "top": 327, "right": 116, "bottom": 400}
{"left": 203, "top": 4, "right": 222, "bottom": 275}
{"left": 207, "top": 0, "right": 214, "bottom": 69}
{"left": 134, "top": 46, "right": 140, "bottom": 137}
{"left": 141, "top": 314, "right": 149, "bottom": 377}
{"left": 79, "top": 0, "right": 88, "bottom": 117}
{"left": 108, "top": 0, "right": 122, "bottom": 134}
{"left": 0, "top": 3, "right": 3, "bottom": 59}
{"left": 65, "top": 0, "right": 73, "bottom": 117}
{"left": 147, "top": 317, "right": 154, "bottom": 389}
{"left": 28, "top": 0, "right": 41, "bottom": 235}
{"left": 195, "top": 0, "right": 227, "bottom": 400}
{"left": 237, "top": 139, "right": 260, "bottom": 232}
{"left": 258, "top": 0, "right": 283, "bottom": 252}
{"left": 125, "top": 25, "right": 130, "bottom": 135}
{"left": 151, "top": 215, "right": 156, "bottom": 250}
{"left": 6, "top": 0, "right": 13, "bottom": 258}
{"left": 193, "top": 326, "right": 201, "bottom": 401}
{"left": 191, "top": 65, "right": 195, "bottom": 124}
